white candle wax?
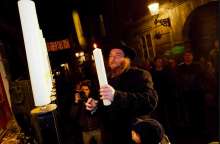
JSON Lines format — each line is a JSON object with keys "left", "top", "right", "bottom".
{"left": 18, "top": 0, "right": 51, "bottom": 106}
{"left": 39, "top": 30, "right": 53, "bottom": 93}
{"left": 93, "top": 48, "right": 111, "bottom": 106}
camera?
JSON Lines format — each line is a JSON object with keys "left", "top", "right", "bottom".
{"left": 75, "top": 90, "right": 88, "bottom": 102}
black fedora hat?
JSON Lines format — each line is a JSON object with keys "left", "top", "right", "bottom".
{"left": 105, "top": 40, "right": 136, "bottom": 60}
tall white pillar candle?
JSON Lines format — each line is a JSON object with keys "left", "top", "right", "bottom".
{"left": 18, "top": 0, "right": 51, "bottom": 106}
{"left": 39, "top": 30, "right": 53, "bottom": 93}
{"left": 93, "top": 48, "right": 111, "bottom": 106}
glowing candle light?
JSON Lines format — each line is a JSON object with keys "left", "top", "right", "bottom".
{"left": 93, "top": 47, "right": 111, "bottom": 106}
{"left": 72, "top": 11, "right": 86, "bottom": 47}
{"left": 18, "top": 0, "right": 51, "bottom": 106}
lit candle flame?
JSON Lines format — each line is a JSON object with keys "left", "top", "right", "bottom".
{"left": 93, "top": 43, "right": 97, "bottom": 49}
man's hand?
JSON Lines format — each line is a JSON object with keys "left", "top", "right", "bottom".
{"left": 100, "top": 84, "right": 115, "bottom": 102}
{"left": 85, "top": 98, "right": 98, "bottom": 111}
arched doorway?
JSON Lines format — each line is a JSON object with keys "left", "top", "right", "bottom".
{"left": 183, "top": 1, "right": 219, "bottom": 60}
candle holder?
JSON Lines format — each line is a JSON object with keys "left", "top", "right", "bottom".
{"left": 31, "top": 104, "right": 61, "bottom": 144}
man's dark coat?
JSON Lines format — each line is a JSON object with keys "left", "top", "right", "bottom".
{"left": 100, "top": 67, "right": 158, "bottom": 144}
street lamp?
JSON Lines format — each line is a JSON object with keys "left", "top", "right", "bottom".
{"left": 148, "top": 2, "right": 171, "bottom": 27}
{"left": 148, "top": 2, "right": 159, "bottom": 15}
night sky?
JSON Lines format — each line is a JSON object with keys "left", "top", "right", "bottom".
{"left": 0, "top": 0, "right": 149, "bottom": 80}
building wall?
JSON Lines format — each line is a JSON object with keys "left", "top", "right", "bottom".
{"left": 125, "top": 0, "right": 218, "bottom": 63}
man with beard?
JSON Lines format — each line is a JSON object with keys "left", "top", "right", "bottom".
{"left": 85, "top": 41, "right": 158, "bottom": 144}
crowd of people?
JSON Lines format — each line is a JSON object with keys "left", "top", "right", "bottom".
{"left": 55, "top": 40, "right": 218, "bottom": 144}
{"left": 149, "top": 50, "right": 218, "bottom": 143}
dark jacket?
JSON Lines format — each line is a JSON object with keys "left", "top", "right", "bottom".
{"left": 175, "top": 63, "right": 205, "bottom": 131}
{"left": 100, "top": 67, "right": 158, "bottom": 144}
{"left": 70, "top": 101, "right": 101, "bottom": 132}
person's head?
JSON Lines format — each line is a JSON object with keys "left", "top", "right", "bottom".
{"left": 132, "top": 119, "right": 164, "bottom": 144}
{"left": 80, "top": 80, "right": 92, "bottom": 97}
{"left": 153, "top": 57, "right": 164, "bottom": 70}
{"left": 183, "top": 50, "right": 193, "bottom": 65}
{"left": 108, "top": 48, "right": 130, "bottom": 71}
{"left": 107, "top": 41, "right": 136, "bottom": 73}
{"left": 213, "top": 39, "right": 219, "bottom": 49}
{"left": 168, "top": 58, "right": 177, "bottom": 69}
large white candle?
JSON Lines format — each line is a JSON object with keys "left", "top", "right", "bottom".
{"left": 93, "top": 48, "right": 111, "bottom": 106}
{"left": 39, "top": 30, "right": 53, "bottom": 94}
{"left": 18, "top": 0, "right": 51, "bottom": 106}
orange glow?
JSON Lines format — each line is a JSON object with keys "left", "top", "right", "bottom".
{"left": 93, "top": 43, "right": 98, "bottom": 48}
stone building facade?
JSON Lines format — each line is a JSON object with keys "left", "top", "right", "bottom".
{"left": 123, "top": 0, "right": 219, "bottom": 63}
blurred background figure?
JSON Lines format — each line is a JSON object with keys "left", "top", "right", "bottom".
{"left": 70, "top": 80, "right": 102, "bottom": 144}
{"left": 175, "top": 50, "right": 207, "bottom": 143}
{"left": 150, "top": 56, "right": 177, "bottom": 143}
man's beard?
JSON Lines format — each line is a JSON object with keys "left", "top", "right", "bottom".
{"left": 110, "top": 60, "right": 129, "bottom": 78}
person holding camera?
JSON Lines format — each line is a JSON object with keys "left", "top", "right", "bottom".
{"left": 70, "top": 80, "right": 102, "bottom": 144}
